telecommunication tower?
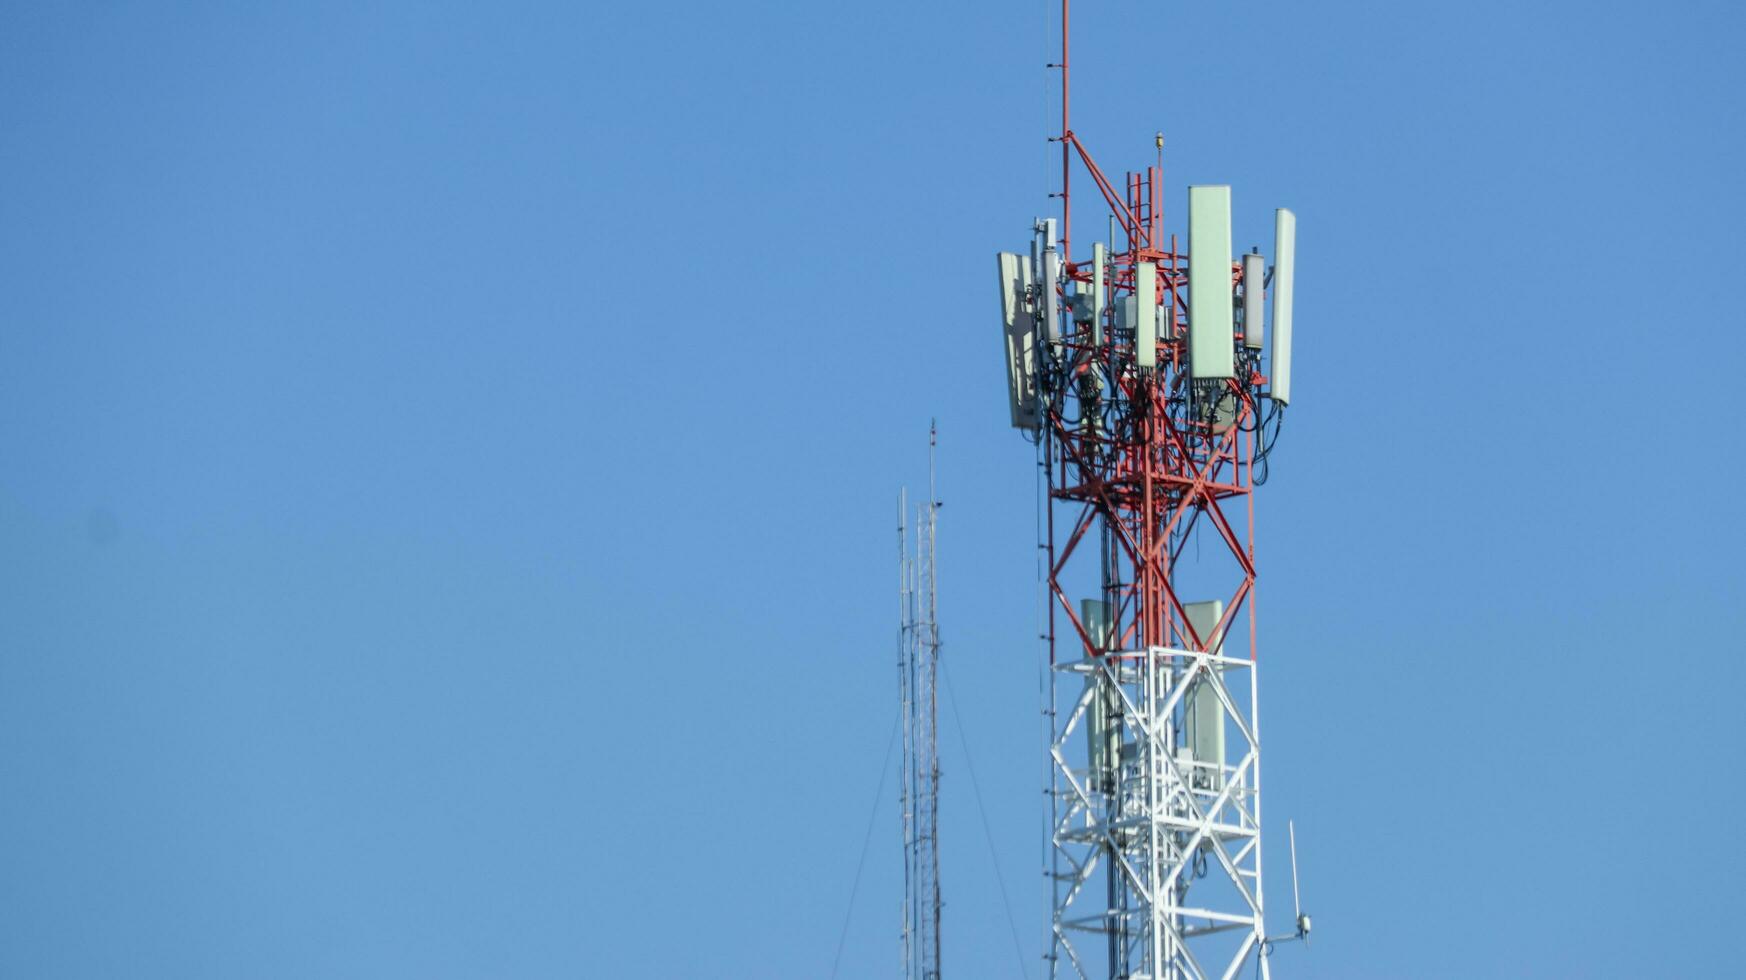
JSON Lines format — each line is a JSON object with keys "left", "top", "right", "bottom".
{"left": 995, "top": 5, "right": 1308, "bottom": 978}
{"left": 898, "top": 425, "right": 943, "bottom": 980}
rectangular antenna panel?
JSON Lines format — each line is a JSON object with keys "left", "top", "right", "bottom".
{"left": 1092, "top": 242, "right": 1107, "bottom": 346}
{"left": 1242, "top": 252, "right": 1266, "bottom": 350}
{"left": 1081, "top": 598, "right": 1113, "bottom": 651}
{"left": 1135, "top": 260, "right": 1157, "bottom": 368}
{"left": 1270, "top": 208, "right": 1296, "bottom": 404}
{"left": 1081, "top": 598, "right": 1120, "bottom": 783}
{"left": 1183, "top": 599, "right": 1226, "bottom": 782}
{"left": 1042, "top": 247, "right": 1062, "bottom": 343}
{"left": 1183, "top": 598, "right": 1225, "bottom": 654}
{"left": 1071, "top": 292, "right": 1093, "bottom": 325}
{"left": 997, "top": 252, "right": 1040, "bottom": 430}
{"left": 1188, "top": 185, "right": 1235, "bottom": 378}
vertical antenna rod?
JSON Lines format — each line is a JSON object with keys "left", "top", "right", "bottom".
{"left": 1060, "top": 0, "right": 1071, "bottom": 262}
{"left": 1289, "top": 820, "right": 1302, "bottom": 925}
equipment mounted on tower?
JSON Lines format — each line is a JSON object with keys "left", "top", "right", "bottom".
{"left": 990, "top": 3, "right": 1311, "bottom": 978}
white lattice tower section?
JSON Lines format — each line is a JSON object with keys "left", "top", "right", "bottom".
{"left": 1049, "top": 644, "right": 1268, "bottom": 980}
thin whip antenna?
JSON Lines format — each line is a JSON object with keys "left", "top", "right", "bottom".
{"left": 929, "top": 419, "right": 938, "bottom": 507}
{"left": 1289, "top": 820, "right": 1302, "bottom": 923}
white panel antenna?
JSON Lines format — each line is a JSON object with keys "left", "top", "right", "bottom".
{"left": 1043, "top": 249, "right": 1062, "bottom": 344}
{"left": 1183, "top": 599, "right": 1227, "bottom": 788}
{"left": 997, "top": 252, "right": 1040, "bottom": 430}
{"left": 1135, "top": 260, "right": 1158, "bottom": 368}
{"left": 1039, "top": 219, "right": 1061, "bottom": 344}
{"left": 1270, "top": 208, "right": 1296, "bottom": 405}
{"left": 1188, "top": 185, "right": 1235, "bottom": 378}
{"left": 1092, "top": 242, "right": 1107, "bottom": 346}
{"left": 1241, "top": 252, "right": 1265, "bottom": 350}
{"left": 1080, "top": 599, "right": 1119, "bottom": 784}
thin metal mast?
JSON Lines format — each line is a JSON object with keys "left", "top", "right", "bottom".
{"left": 899, "top": 487, "right": 915, "bottom": 977}
{"left": 900, "top": 424, "right": 943, "bottom": 980}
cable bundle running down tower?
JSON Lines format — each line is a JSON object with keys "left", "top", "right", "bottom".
{"left": 995, "top": 5, "right": 1307, "bottom": 978}
{"left": 898, "top": 426, "right": 942, "bottom": 980}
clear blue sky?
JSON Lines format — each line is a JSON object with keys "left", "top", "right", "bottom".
{"left": 2, "top": 2, "right": 1742, "bottom": 977}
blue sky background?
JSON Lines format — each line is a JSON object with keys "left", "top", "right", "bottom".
{"left": 2, "top": 2, "right": 1743, "bottom": 977}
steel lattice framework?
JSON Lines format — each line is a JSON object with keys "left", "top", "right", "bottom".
{"left": 1033, "top": 288, "right": 1275, "bottom": 979}
{"left": 1008, "top": 4, "right": 1296, "bottom": 978}
{"left": 899, "top": 432, "right": 943, "bottom": 980}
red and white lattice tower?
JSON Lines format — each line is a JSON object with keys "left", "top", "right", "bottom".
{"left": 995, "top": 5, "right": 1304, "bottom": 978}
